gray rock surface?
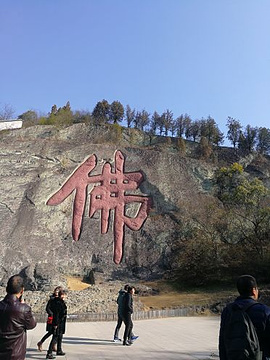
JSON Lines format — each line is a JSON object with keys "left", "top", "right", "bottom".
{"left": 0, "top": 124, "right": 269, "bottom": 288}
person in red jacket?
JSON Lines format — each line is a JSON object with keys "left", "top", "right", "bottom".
{"left": 0, "top": 274, "right": 36, "bottom": 360}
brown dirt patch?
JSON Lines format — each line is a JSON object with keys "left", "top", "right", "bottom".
{"left": 66, "top": 276, "right": 91, "bottom": 291}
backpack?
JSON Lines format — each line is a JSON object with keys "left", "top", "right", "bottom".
{"left": 224, "top": 302, "right": 262, "bottom": 360}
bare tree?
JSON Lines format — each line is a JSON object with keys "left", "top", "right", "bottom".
{"left": 162, "top": 109, "right": 173, "bottom": 136}
{"left": 176, "top": 113, "right": 192, "bottom": 138}
{"left": 125, "top": 105, "right": 135, "bottom": 128}
{"left": 0, "top": 103, "right": 16, "bottom": 120}
{"left": 150, "top": 111, "right": 160, "bottom": 134}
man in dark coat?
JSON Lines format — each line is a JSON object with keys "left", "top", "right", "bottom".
{"left": 0, "top": 274, "right": 36, "bottom": 360}
{"left": 122, "top": 286, "right": 135, "bottom": 346}
{"left": 113, "top": 284, "right": 129, "bottom": 341}
{"left": 219, "top": 275, "right": 270, "bottom": 360}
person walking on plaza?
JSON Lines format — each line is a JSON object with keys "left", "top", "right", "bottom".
{"left": 113, "top": 284, "right": 128, "bottom": 342}
{"left": 46, "top": 289, "right": 67, "bottom": 359}
{"left": 113, "top": 284, "right": 139, "bottom": 343}
{"left": 0, "top": 274, "right": 36, "bottom": 360}
{"left": 122, "top": 286, "right": 136, "bottom": 346}
{"left": 219, "top": 274, "right": 270, "bottom": 360}
{"left": 37, "top": 286, "right": 63, "bottom": 352}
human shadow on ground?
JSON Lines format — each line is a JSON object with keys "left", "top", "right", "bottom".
{"left": 26, "top": 338, "right": 120, "bottom": 359}
{"left": 25, "top": 351, "right": 48, "bottom": 359}
{"left": 63, "top": 336, "right": 119, "bottom": 346}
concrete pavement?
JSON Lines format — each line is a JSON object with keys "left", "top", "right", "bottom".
{"left": 26, "top": 316, "right": 220, "bottom": 359}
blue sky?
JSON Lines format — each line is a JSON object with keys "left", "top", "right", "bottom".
{"left": 1, "top": 0, "right": 270, "bottom": 138}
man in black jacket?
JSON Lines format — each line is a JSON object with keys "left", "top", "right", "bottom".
{"left": 219, "top": 275, "right": 270, "bottom": 360}
{"left": 122, "top": 286, "right": 135, "bottom": 346}
{"left": 113, "top": 284, "right": 129, "bottom": 342}
{"left": 0, "top": 274, "right": 36, "bottom": 360}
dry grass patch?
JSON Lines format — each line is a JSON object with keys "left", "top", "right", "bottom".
{"left": 138, "top": 281, "right": 236, "bottom": 310}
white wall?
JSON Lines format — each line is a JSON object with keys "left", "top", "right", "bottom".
{"left": 0, "top": 120, "right": 22, "bottom": 131}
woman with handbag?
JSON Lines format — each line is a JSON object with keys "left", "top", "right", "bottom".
{"left": 37, "top": 286, "right": 63, "bottom": 352}
{"left": 46, "top": 289, "right": 67, "bottom": 359}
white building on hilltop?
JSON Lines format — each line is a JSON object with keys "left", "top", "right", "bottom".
{"left": 0, "top": 119, "right": 22, "bottom": 131}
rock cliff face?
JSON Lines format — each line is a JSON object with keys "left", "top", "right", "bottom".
{"left": 0, "top": 124, "right": 269, "bottom": 289}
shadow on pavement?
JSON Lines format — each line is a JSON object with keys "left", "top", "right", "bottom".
{"left": 63, "top": 336, "right": 118, "bottom": 346}
{"left": 25, "top": 350, "right": 46, "bottom": 359}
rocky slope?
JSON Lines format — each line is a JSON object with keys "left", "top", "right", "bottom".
{"left": 0, "top": 124, "right": 269, "bottom": 289}
{"left": 0, "top": 282, "right": 146, "bottom": 317}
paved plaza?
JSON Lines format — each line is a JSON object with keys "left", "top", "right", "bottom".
{"left": 26, "top": 316, "right": 220, "bottom": 360}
